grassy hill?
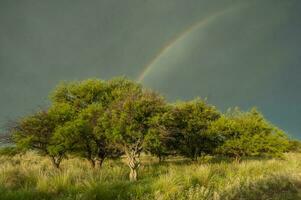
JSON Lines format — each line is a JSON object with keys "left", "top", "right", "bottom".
{"left": 0, "top": 152, "right": 300, "bottom": 200}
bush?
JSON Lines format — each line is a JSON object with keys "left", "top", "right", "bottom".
{"left": 211, "top": 108, "right": 290, "bottom": 159}
{"left": 0, "top": 146, "right": 21, "bottom": 157}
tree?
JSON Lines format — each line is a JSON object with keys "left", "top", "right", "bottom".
{"left": 143, "top": 128, "right": 169, "bottom": 162}
{"left": 50, "top": 78, "right": 142, "bottom": 110}
{"left": 287, "top": 139, "right": 301, "bottom": 152}
{"left": 211, "top": 108, "right": 290, "bottom": 160}
{"left": 53, "top": 103, "right": 121, "bottom": 168}
{"left": 0, "top": 146, "right": 22, "bottom": 157}
{"left": 102, "top": 90, "right": 167, "bottom": 181}
{"left": 8, "top": 77, "right": 292, "bottom": 172}
{"left": 143, "top": 106, "right": 178, "bottom": 162}
{"left": 165, "top": 99, "right": 220, "bottom": 161}
{"left": 11, "top": 103, "right": 76, "bottom": 168}
{"left": 49, "top": 78, "right": 140, "bottom": 167}
{"left": 50, "top": 79, "right": 107, "bottom": 110}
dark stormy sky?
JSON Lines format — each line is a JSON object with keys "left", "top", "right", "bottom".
{"left": 0, "top": 0, "right": 300, "bottom": 138}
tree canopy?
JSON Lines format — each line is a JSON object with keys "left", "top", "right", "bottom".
{"left": 9, "top": 77, "right": 294, "bottom": 180}
{"left": 211, "top": 108, "right": 290, "bottom": 159}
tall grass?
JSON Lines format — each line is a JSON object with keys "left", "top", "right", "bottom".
{"left": 0, "top": 152, "right": 300, "bottom": 200}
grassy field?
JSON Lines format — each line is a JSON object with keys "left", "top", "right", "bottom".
{"left": 0, "top": 152, "right": 300, "bottom": 200}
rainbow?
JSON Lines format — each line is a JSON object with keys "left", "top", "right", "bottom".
{"left": 137, "top": 4, "right": 246, "bottom": 83}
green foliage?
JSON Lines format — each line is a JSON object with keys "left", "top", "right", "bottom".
{"left": 106, "top": 77, "right": 143, "bottom": 104}
{"left": 212, "top": 108, "right": 290, "bottom": 159}
{"left": 50, "top": 78, "right": 142, "bottom": 110}
{"left": 102, "top": 90, "right": 166, "bottom": 148}
{"left": 50, "top": 79, "right": 107, "bottom": 109}
{"left": 11, "top": 103, "right": 76, "bottom": 168}
{"left": 144, "top": 128, "right": 170, "bottom": 162}
{"left": 53, "top": 103, "right": 121, "bottom": 167}
{"left": 9, "top": 77, "right": 296, "bottom": 180}
{"left": 102, "top": 89, "right": 167, "bottom": 180}
{"left": 49, "top": 78, "right": 139, "bottom": 167}
{"left": 12, "top": 111, "right": 55, "bottom": 153}
{"left": 0, "top": 146, "right": 22, "bottom": 156}
{"left": 287, "top": 139, "right": 301, "bottom": 152}
{"left": 164, "top": 99, "right": 220, "bottom": 160}
{"left": 143, "top": 105, "right": 177, "bottom": 160}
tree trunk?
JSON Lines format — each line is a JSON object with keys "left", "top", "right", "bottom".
{"left": 89, "top": 159, "right": 96, "bottom": 168}
{"left": 193, "top": 148, "right": 199, "bottom": 161}
{"left": 50, "top": 156, "right": 62, "bottom": 169}
{"left": 158, "top": 156, "right": 163, "bottom": 163}
{"left": 191, "top": 157, "right": 197, "bottom": 162}
{"left": 126, "top": 150, "right": 140, "bottom": 181}
{"left": 96, "top": 151, "right": 106, "bottom": 168}
{"left": 130, "top": 168, "right": 137, "bottom": 181}
{"left": 191, "top": 153, "right": 198, "bottom": 161}
{"left": 158, "top": 155, "right": 166, "bottom": 163}
{"left": 234, "top": 155, "right": 241, "bottom": 163}
{"left": 97, "top": 157, "right": 105, "bottom": 168}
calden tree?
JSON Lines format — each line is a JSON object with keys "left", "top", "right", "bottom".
{"left": 49, "top": 77, "right": 141, "bottom": 167}
{"left": 143, "top": 105, "right": 177, "bottom": 162}
{"left": 11, "top": 103, "right": 76, "bottom": 168}
{"left": 102, "top": 90, "right": 167, "bottom": 181}
{"left": 211, "top": 107, "right": 290, "bottom": 160}
{"left": 53, "top": 103, "right": 121, "bottom": 168}
{"left": 166, "top": 98, "right": 220, "bottom": 161}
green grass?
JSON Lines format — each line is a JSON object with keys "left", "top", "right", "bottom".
{"left": 0, "top": 152, "right": 300, "bottom": 200}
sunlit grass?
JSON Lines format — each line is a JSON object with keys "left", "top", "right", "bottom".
{"left": 0, "top": 152, "right": 300, "bottom": 200}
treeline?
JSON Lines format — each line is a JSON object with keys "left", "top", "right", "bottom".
{"left": 6, "top": 78, "right": 300, "bottom": 181}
